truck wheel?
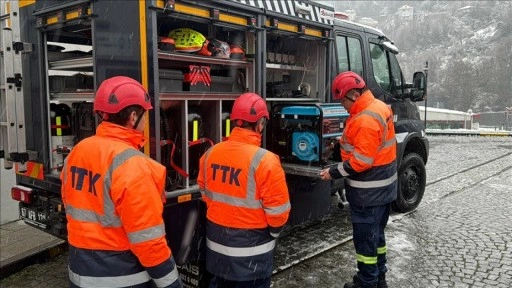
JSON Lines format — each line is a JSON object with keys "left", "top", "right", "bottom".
{"left": 392, "top": 152, "right": 426, "bottom": 213}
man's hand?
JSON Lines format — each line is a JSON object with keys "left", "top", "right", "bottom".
{"left": 319, "top": 168, "right": 332, "bottom": 181}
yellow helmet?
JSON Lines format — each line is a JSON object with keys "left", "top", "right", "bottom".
{"left": 168, "top": 28, "right": 206, "bottom": 53}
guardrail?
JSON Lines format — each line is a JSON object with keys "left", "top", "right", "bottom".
{"left": 426, "top": 129, "right": 512, "bottom": 137}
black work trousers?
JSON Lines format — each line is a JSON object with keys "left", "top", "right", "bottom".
{"left": 208, "top": 275, "right": 271, "bottom": 288}
{"left": 350, "top": 203, "right": 391, "bottom": 288}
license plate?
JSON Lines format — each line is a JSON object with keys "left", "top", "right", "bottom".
{"left": 20, "top": 206, "right": 48, "bottom": 229}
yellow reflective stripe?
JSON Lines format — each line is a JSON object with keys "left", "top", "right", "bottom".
{"left": 356, "top": 254, "right": 377, "bottom": 265}
{"left": 219, "top": 13, "right": 247, "bottom": 26}
{"left": 225, "top": 119, "right": 230, "bottom": 137}
{"left": 175, "top": 3, "right": 210, "bottom": 18}
{"left": 377, "top": 246, "right": 387, "bottom": 255}
{"left": 66, "top": 11, "right": 80, "bottom": 20}
{"left": 47, "top": 16, "right": 58, "bottom": 25}
{"left": 19, "top": 0, "right": 36, "bottom": 8}
{"left": 278, "top": 21, "right": 298, "bottom": 33}
{"left": 305, "top": 27, "right": 322, "bottom": 37}
{"left": 193, "top": 120, "right": 198, "bottom": 141}
{"left": 56, "top": 117, "right": 62, "bottom": 136}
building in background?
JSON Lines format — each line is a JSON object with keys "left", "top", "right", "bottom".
{"left": 398, "top": 5, "right": 414, "bottom": 21}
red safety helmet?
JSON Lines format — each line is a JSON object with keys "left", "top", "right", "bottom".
{"left": 94, "top": 76, "right": 152, "bottom": 114}
{"left": 230, "top": 92, "right": 269, "bottom": 123}
{"left": 332, "top": 71, "right": 366, "bottom": 100}
{"left": 197, "top": 38, "right": 230, "bottom": 58}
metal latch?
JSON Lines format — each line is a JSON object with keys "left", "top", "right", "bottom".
{"left": 12, "top": 41, "right": 32, "bottom": 53}
{"left": 6, "top": 73, "right": 22, "bottom": 88}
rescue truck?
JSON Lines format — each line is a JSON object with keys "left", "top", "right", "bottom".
{"left": 1, "top": 1, "right": 428, "bottom": 286}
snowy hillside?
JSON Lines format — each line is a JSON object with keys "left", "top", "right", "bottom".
{"left": 318, "top": 1, "right": 512, "bottom": 113}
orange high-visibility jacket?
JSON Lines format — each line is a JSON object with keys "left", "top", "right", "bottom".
{"left": 330, "top": 90, "right": 397, "bottom": 207}
{"left": 61, "top": 121, "right": 181, "bottom": 288}
{"left": 197, "top": 127, "right": 290, "bottom": 281}
{"left": 198, "top": 127, "right": 290, "bottom": 230}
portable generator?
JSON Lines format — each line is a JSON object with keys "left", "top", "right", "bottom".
{"left": 270, "top": 103, "right": 349, "bottom": 166}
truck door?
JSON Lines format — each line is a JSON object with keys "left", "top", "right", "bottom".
{"left": 332, "top": 28, "right": 429, "bottom": 213}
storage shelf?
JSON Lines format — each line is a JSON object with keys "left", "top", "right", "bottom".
{"left": 266, "top": 63, "right": 313, "bottom": 71}
{"left": 158, "top": 51, "right": 252, "bottom": 67}
{"left": 159, "top": 92, "right": 241, "bottom": 101}
{"left": 266, "top": 97, "right": 318, "bottom": 102}
{"left": 48, "top": 57, "right": 93, "bottom": 71}
{"left": 50, "top": 91, "right": 94, "bottom": 101}
{"left": 165, "top": 185, "right": 200, "bottom": 198}
{"left": 282, "top": 163, "right": 323, "bottom": 178}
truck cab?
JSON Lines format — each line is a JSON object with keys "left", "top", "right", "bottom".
{"left": 332, "top": 19, "right": 429, "bottom": 212}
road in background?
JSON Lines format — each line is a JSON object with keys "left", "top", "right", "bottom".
{"left": 272, "top": 136, "right": 512, "bottom": 287}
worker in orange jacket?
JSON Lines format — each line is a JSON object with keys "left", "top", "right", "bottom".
{"left": 320, "top": 72, "right": 397, "bottom": 288}
{"left": 197, "top": 92, "right": 291, "bottom": 288}
{"left": 61, "top": 76, "right": 182, "bottom": 288}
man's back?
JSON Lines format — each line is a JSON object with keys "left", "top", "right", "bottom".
{"left": 198, "top": 126, "right": 290, "bottom": 283}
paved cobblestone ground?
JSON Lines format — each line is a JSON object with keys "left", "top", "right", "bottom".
{"left": 1, "top": 136, "right": 511, "bottom": 287}
{"left": 271, "top": 161, "right": 512, "bottom": 288}
{"left": 272, "top": 136, "right": 512, "bottom": 287}
{"left": 386, "top": 165, "right": 512, "bottom": 288}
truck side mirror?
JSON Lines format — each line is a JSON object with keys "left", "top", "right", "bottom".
{"left": 409, "top": 71, "right": 426, "bottom": 102}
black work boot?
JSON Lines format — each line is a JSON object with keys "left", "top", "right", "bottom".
{"left": 377, "top": 274, "right": 388, "bottom": 288}
{"left": 344, "top": 275, "right": 377, "bottom": 288}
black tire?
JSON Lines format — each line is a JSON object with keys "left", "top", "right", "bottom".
{"left": 392, "top": 152, "right": 426, "bottom": 213}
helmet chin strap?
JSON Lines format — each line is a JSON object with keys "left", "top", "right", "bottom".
{"left": 97, "top": 112, "right": 109, "bottom": 121}
{"left": 133, "top": 110, "right": 145, "bottom": 130}
{"left": 257, "top": 118, "right": 267, "bottom": 134}
{"left": 345, "top": 90, "right": 359, "bottom": 102}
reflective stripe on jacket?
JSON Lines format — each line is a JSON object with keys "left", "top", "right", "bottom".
{"left": 61, "top": 121, "right": 181, "bottom": 288}
{"left": 197, "top": 127, "right": 290, "bottom": 281}
{"left": 68, "top": 245, "right": 181, "bottom": 288}
{"left": 330, "top": 91, "right": 397, "bottom": 207}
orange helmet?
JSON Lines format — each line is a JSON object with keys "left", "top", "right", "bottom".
{"left": 229, "top": 43, "right": 245, "bottom": 59}
{"left": 158, "top": 36, "right": 175, "bottom": 52}
{"left": 332, "top": 71, "right": 366, "bottom": 100}
{"left": 230, "top": 92, "right": 269, "bottom": 123}
{"left": 93, "top": 76, "right": 152, "bottom": 114}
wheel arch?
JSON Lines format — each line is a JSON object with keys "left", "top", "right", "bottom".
{"left": 398, "top": 132, "right": 428, "bottom": 165}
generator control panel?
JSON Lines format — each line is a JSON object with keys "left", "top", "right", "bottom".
{"left": 270, "top": 103, "right": 349, "bottom": 169}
